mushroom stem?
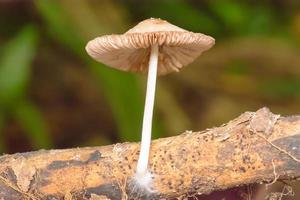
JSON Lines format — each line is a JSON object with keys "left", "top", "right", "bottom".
{"left": 136, "top": 44, "right": 159, "bottom": 177}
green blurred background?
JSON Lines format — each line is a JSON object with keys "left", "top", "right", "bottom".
{"left": 0, "top": 0, "right": 300, "bottom": 155}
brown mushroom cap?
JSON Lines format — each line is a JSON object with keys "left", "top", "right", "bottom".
{"left": 85, "top": 18, "right": 215, "bottom": 75}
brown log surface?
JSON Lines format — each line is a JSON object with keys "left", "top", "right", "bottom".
{"left": 0, "top": 107, "right": 300, "bottom": 199}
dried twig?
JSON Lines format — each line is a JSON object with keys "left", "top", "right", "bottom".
{"left": 0, "top": 108, "right": 299, "bottom": 199}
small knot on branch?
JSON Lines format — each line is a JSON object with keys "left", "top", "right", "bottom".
{"left": 249, "top": 107, "right": 280, "bottom": 137}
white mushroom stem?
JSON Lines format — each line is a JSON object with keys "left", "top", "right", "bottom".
{"left": 136, "top": 44, "right": 159, "bottom": 178}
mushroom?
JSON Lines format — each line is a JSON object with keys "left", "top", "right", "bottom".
{"left": 85, "top": 18, "right": 215, "bottom": 189}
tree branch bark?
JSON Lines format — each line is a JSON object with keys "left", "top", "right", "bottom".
{"left": 0, "top": 107, "right": 299, "bottom": 199}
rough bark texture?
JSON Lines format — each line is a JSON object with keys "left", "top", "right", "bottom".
{"left": 0, "top": 107, "right": 299, "bottom": 200}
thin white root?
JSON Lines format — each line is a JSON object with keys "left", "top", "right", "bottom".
{"left": 266, "top": 159, "right": 279, "bottom": 187}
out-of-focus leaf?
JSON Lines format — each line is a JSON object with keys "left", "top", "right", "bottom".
{"left": 224, "top": 62, "right": 249, "bottom": 75}
{"left": 0, "top": 26, "right": 38, "bottom": 108}
{"left": 34, "top": 0, "right": 161, "bottom": 141}
{"left": 33, "top": 0, "right": 84, "bottom": 55}
{"left": 208, "top": 0, "right": 249, "bottom": 33}
{"left": 90, "top": 64, "right": 146, "bottom": 141}
{"left": 0, "top": 25, "right": 51, "bottom": 151}
{"left": 60, "top": 0, "right": 129, "bottom": 39}
{"left": 14, "top": 101, "right": 52, "bottom": 149}
{"left": 246, "top": 7, "right": 275, "bottom": 35}
{"left": 140, "top": 0, "right": 219, "bottom": 34}
{"left": 259, "top": 79, "right": 300, "bottom": 98}
{"left": 209, "top": 0, "right": 278, "bottom": 36}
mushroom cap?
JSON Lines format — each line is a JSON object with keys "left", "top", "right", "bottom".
{"left": 86, "top": 18, "right": 215, "bottom": 75}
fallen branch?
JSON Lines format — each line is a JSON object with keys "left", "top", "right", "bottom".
{"left": 0, "top": 107, "right": 299, "bottom": 199}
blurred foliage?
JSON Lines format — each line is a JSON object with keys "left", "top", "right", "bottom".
{"left": 0, "top": 0, "right": 300, "bottom": 158}
{"left": 0, "top": 25, "right": 52, "bottom": 151}
{"left": 0, "top": 26, "right": 37, "bottom": 108}
{"left": 34, "top": 0, "right": 162, "bottom": 142}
